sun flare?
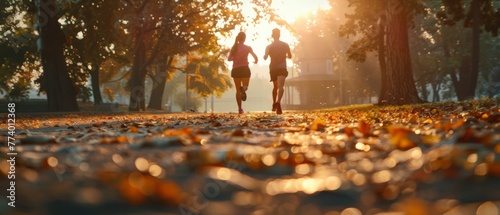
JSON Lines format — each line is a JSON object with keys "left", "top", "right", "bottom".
{"left": 271, "top": 0, "right": 331, "bottom": 23}
{"left": 222, "top": 0, "right": 331, "bottom": 69}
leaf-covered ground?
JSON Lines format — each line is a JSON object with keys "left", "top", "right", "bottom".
{"left": 1, "top": 99, "right": 500, "bottom": 215}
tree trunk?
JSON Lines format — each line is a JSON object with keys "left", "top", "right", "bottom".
{"left": 463, "top": 0, "right": 481, "bottom": 100}
{"left": 447, "top": 0, "right": 481, "bottom": 101}
{"left": 148, "top": 75, "right": 166, "bottom": 110}
{"left": 90, "top": 64, "right": 103, "bottom": 105}
{"left": 128, "top": 36, "right": 147, "bottom": 111}
{"left": 148, "top": 56, "right": 170, "bottom": 110}
{"left": 456, "top": 56, "right": 472, "bottom": 100}
{"left": 377, "top": 14, "right": 389, "bottom": 104}
{"left": 38, "top": 0, "right": 79, "bottom": 112}
{"left": 379, "top": 0, "right": 422, "bottom": 105}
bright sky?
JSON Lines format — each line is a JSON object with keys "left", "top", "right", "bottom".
{"left": 222, "top": 0, "right": 331, "bottom": 67}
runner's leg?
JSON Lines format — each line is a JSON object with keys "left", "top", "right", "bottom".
{"left": 242, "top": 77, "right": 250, "bottom": 91}
{"left": 234, "top": 78, "right": 243, "bottom": 110}
{"left": 276, "top": 76, "right": 286, "bottom": 103}
{"left": 272, "top": 80, "right": 278, "bottom": 110}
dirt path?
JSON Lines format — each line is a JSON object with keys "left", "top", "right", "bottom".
{"left": 2, "top": 101, "right": 500, "bottom": 215}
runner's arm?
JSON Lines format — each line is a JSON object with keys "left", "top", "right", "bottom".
{"left": 249, "top": 47, "right": 258, "bottom": 64}
{"left": 227, "top": 52, "right": 234, "bottom": 61}
{"left": 263, "top": 46, "right": 269, "bottom": 60}
{"left": 286, "top": 45, "right": 292, "bottom": 59}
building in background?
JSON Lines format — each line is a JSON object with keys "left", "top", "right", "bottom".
{"left": 283, "top": 35, "right": 380, "bottom": 110}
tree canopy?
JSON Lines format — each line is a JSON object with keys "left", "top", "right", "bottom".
{"left": 0, "top": 0, "right": 275, "bottom": 111}
{"left": 336, "top": 0, "right": 499, "bottom": 104}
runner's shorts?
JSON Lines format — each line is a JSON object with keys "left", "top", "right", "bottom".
{"left": 270, "top": 68, "right": 288, "bottom": 81}
{"left": 231, "top": 66, "right": 251, "bottom": 78}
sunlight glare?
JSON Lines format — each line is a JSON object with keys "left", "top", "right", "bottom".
{"left": 222, "top": 0, "right": 331, "bottom": 67}
{"left": 271, "top": 0, "right": 331, "bottom": 23}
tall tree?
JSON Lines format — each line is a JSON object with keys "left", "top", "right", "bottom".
{"left": 339, "top": 0, "right": 426, "bottom": 105}
{"left": 381, "top": 0, "right": 424, "bottom": 105}
{"left": 118, "top": 0, "right": 258, "bottom": 111}
{"left": 35, "top": 0, "right": 79, "bottom": 111}
{"left": 121, "top": 0, "right": 274, "bottom": 111}
{"left": 437, "top": 0, "right": 500, "bottom": 100}
{"left": 66, "top": 0, "right": 120, "bottom": 105}
{"left": 2, "top": 0, "right": 120, "bottom": 106}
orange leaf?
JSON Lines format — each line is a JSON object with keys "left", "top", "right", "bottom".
{"left": 129, "top": 126, "right": 139, "bottom": 133}
{"left": 387, "top": 126, "right": 416, "bottom": 150}
{"left": 344, "top": 127, "right": 355, "bottom": 137}
{"left": 451, "top": 118, "right": 465, "bottom": 129}
{"left": 408, "top": 114, "right": 419, "bottom": 124}
{"left": 309, "top": 118, "right": 326, "bottom": 131}
{"left": 163, "top": 127, "right": 192, "bottom": 136}
{"left": 357, "top": 121, "right": 371, "bottom": 136}
{"left": 231, "top": 129, "right": 245, "bottom": 137}
{"left": 422, "top": 118, "right": 433, "bottom": 124}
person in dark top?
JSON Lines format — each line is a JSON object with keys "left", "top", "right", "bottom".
{"left": 263, "top": 28, "right": 292, "bottom": 115}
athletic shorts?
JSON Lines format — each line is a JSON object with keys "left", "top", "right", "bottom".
{"left": 270, "top": 68, "right": 288, "bottom": 82}
{"left": 231, "top": 66, "right": 251, "bottom": 78}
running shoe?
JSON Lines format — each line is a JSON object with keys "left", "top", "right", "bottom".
{"left": 239, "top": 109, "right": 244, "bottom": 114}
{"left": 240, "top": 86, "right": 247, "bottom": 101}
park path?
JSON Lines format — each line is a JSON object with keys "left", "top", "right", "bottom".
{"left": 1, "top": 101, "right": 500, "bottom": 215}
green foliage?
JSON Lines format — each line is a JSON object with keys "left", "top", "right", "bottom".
{"left": 77, "top": 86, "right": 92, "bottom": 103}
{"left": 338, "top": 0, "right": 426, "bottom": 62}
{"left": 0, "top": 1, "right": 39, "bottom": 98}
{"left": 477, "top": 34, "right": 500, "bottom": 96}
{"left": 2, "top": 0, "right": 273, "bottom": 109}
{"left": 4, "top": 76, "right": 30, "bottom": 101}
{"left": 114, "top": 0, "right": 271, "bottom": 110}
{"left": 410, "top": 0, "right": 500, "bottom": 101}
{"left": 437, "top": 0, "right": 500, "bottom": 36}
{"left": 184, "top": 50, "right": 233, "bottom": 98}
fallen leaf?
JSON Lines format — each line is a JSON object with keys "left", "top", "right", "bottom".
{"left": 309, "top": 118, "right": 326, "bottom": 131}
{"left": 358, "top": 121, "right": 371, "bottom": 137}
{"left": 387, "top": 126, "right": 417, "bottom": 150}
{"left": 231, "top": 129, "right": 245, "bottom": 137}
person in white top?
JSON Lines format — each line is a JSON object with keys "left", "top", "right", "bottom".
{"left": 264, "top": 28, "right": 292, "bottom": 115}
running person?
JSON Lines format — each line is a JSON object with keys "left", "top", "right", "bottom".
{"left": 228, "top": 32, "right": 258, "bottom": 114}
{"left": 263, "top": 28, "right": 292, "bottom": 115}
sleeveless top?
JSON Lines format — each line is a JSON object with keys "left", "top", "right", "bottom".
{"left": 228, "top": 44, "right": 253, "bottom": 69}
